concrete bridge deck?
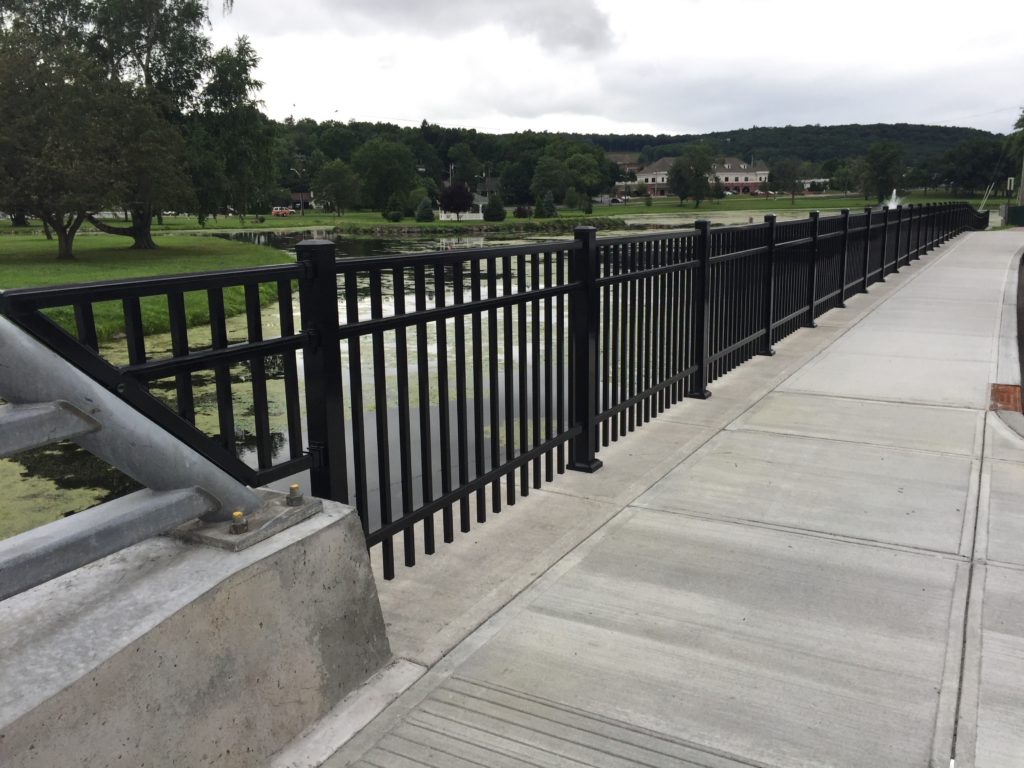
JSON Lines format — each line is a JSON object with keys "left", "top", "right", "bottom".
{"left": 296, "top": 229, "right": 1024, "bottom": 768}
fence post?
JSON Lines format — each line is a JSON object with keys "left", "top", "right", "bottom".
{"left": 805, "top": 210, "right": 820, "bottom": 327}
{"left": 917, "top": 202, "right": 925, "bottom": 260}
{"left": 568, "top": 226, "right": 603, "bottom": 473}
{"left": 759, "top": 214, "right": 777, "bottom": 355}
{"left": 296, "top": 239, "right": 348, "bottom": 503}
{"left": 909, "top": 204, "right": 917, "bottom": 264}
{"left": 838, "top": 208, "right": 850, "bottom": 308}
{"left": 878, "top": 206, "right": 890, "bottom": 281}
{"left": 892, "top": 205, "right": 902, "bottom": 273}
{"left": 925, "top": 203, "right": 934, "bottom": 252}
{"left": 862, "top": 206, "right": 872, "bottom": 293}
{"left": 687, "top": 220, "right": 712, "bottom": 399}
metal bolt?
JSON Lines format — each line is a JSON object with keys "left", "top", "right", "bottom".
{"left": 116, "top": 383, "right": 127, "bottom": 395}
{"left": 286, "top": 483, "right": 303, "bottom": 507}
{"left": 230, "top": 510, "right": 249, "bottom": 535}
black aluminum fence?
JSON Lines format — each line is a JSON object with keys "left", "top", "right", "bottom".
{"left": 0, "top": 202, "right": 988, "bottom": 577}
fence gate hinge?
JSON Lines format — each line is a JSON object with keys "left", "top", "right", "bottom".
{"left": 308, "top": 441, "right": 327, "bottom": 469}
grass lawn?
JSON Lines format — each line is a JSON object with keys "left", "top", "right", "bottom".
{"left": 0, "top": 233, "right": 289, "bottom": 341}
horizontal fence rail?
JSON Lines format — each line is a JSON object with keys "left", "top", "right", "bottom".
{"left": 0, "top": 202, "right": 988, "bottom": 580}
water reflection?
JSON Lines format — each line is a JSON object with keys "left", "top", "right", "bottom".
{"left": 215, "top": 230, "right": 552, "bottom": 259}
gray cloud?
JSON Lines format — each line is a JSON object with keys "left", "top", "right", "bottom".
{"left": 226, "top": 0, "right": 612, "bottom": 52}
{"left": 585, "top": 61, "right": 1021, "bottom": 135}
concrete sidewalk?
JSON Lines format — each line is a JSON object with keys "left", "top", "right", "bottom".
{"left": 302, "top": 230, "right": 1024, "bottom": 768}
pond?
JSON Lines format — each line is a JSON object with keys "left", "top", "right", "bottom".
{"left": 214, "top": 228, "right": 594, "bottom": 257}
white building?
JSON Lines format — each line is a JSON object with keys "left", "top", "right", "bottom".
{"left": 710, "top": 157, "right": 770, "bottom": 194}
{"left": 617, "top": 155, "right": 772, "bottom": 197}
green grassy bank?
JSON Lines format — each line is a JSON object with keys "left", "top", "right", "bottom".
{"left": 0, "top": 233, "right": 288, "bottom": 341}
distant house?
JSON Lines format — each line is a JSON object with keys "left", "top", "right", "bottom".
{"left": 607, "top": 152, "right": 644, "bottom": 176}
{"left": 710, "top": 158, "right": 770, "bottom": 194}
{"left": 614, "top": 157, "right": 675, "bottom": 197}
{"left": 291, "top": 190, "right": 314, "bottom": 210}
{"left": 477, "top": 176, "right": 501, "bottom": 198}
{"left": 799, "top": 177, "right": 831, "bottom": 191}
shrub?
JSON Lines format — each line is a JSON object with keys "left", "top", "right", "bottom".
{"left": 407, "top": 186, "right": 428, "bottom": 216}
{"left": 513, "top": 205, "right": 532, "bottom": 219}
{"left": 534, "top": 190, "right": 557, "bottom": 218}
{"left": 580, "top": 197, "right": 593, "bottom": 214}
{"left": 483, "top": 194, "right": 507, "bottom": 221}
{"left": 383, "top": 193, "right": 405, "bottom": 221}
{"left": 414, "top": 197, "right": 434, "bottom": 222}
{"left": 645, "top": 195, "right": 653, "bottom": 207}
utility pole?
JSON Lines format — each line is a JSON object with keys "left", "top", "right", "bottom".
{"left": 1018, "top": 153, "right": 1024, "bottom": 206}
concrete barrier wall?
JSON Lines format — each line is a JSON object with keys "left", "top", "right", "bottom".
{"left": 0, "top": 501, "right": 390, "bottom": 768}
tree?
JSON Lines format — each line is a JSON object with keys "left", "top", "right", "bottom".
{"left": 943, "top": 137, "right": 1012, "bottom": 197}
{"left": 483, "top": 194, "right": 506, "bottom": 221}
{"left": 447, "top": 142, "right": 481, "bottom": 185}
{"left": 352, "top": 138, "right": 417, "bottom": 210}
{"left": 847, "top": 158, "right": 870, "bottom": 199}
{"left": 0, "top": 34, "right": 125, "bottom": 259}
{"left": 498, "top": 160, "right": 534, "bottom": 205}
{"left": 438, "top": 182, "right": 473, "bottom": 221}
{"left": 530, "top": 156, "right": 568, "bottom": 203}
{"left": 88, "top": 97, "right": 195, "bottom": 247}
{"left": 864, "top": 142, "right": 904, "bottom": 203}
{"left": 414, "top": 197, "right": 433, "bottom": 222}
{"left": 314, "top": 160, "right": 360, "bottom": 215}
{"left": 1010, "top": 110, "right": 1024, "bottom": 204}
{"left": 565, "top": 153, "right": 601, "bottom": 197}
{"left": 534, "top": 190, "right": 557, "bottom": 218}
{"left": 1, "top": 0, "right": 258, "bottom": 248}
{"left": 667, "top": 144, "right": 713, "bottom": 207}
{"left": 769, "top": 158, "right": 802, "bottom": 203}
{"left": 184, "top": 37, "right": 274, "bottom": 223}
{"left": 830, "top": 162, "right": 856, "bottom": 197}
{"left": 85, "top": 0, "right": 214, "bottom": 247}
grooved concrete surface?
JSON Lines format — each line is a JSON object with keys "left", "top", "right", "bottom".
{"left": 324, "top": 230, "right": 1024, "bottom": 768}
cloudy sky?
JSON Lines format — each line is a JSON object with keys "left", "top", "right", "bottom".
{"left": 208, "top": 0, "right": 1024, "bottom": 136}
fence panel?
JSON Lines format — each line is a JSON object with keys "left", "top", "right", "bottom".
{"left": 595, "top": 231, "right": 699, "bottom": 444}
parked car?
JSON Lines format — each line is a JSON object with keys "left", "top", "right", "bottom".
{"left": 610, "top": 198, "right": 622, "bottom": 204}
{"left": 271, "top": 207, "right": 294, "bottom": 217}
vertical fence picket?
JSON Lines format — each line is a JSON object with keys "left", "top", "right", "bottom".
{"left": 413, "top": 264, "right": 435, "bottom": 554}
{"left": 806, "top": 211, "right": 820, "bottom": 326}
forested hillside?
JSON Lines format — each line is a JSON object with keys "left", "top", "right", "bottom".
{"left": 583, "top": 124, "right": 1002, "bottom": 166}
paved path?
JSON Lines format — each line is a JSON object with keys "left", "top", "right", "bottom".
{"left": 315, "top": 230, "right": 1024, "bottom": 768}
